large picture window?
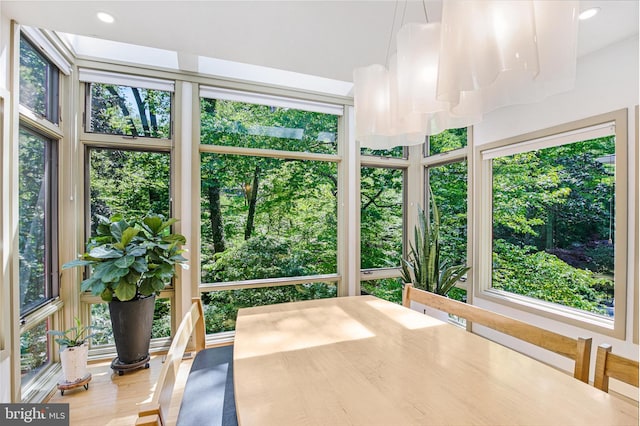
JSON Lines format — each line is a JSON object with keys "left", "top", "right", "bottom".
{"left": 199, "top": 89, "right": 341, "bottom": 333}
{"left": 478, "top": 111, "right": 628, "bottom": 335}
{"left": 491, "top": 136, "right": 616, "bottom": 316}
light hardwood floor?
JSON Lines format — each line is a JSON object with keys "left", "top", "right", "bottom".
{"left": 48, "top": 355, "right": 193, "bottom": 426}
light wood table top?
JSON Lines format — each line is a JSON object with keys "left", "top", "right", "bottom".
{"left": 233, "top": 296, "right": 638, "bottom": 425}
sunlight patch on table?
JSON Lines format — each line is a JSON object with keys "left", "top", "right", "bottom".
{"left": 235, "top": 306, "right": 374, "bottom": 358}
{"left": 365, "top": 298, "right": 445, "bottom": 330}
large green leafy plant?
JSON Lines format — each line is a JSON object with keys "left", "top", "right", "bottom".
{"left": 63, "top": 214, "right": 187, "bottom": 302}
{"left": 400, "top": 188, "right": 470, "bottom": 296}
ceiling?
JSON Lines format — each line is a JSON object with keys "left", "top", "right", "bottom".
{"left": 2, "top": 1, "right": 638, "bottom": 83}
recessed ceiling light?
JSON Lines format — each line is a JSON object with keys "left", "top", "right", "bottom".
{"left": 97, "top": 12, "right": 115, "bottom": 24}
{"left": 579, "top": 7, "right": 600, "bottom": 20}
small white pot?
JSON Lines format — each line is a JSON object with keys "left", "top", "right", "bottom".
{"left": 60, "top": 344, "right": 89, "bottom": 383}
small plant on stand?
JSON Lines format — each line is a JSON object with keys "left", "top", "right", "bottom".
{"left": 48, "top": 318, "right": 107, "bottom": 395}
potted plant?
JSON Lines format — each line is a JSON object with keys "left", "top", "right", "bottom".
{"left": 400, "top": 187, "right": 469, "bottom": 318}
{"left": 63, "top": 213, "right": 187, "bottom": 373}
{"left": 48, "top": 318, "right": 105, "bottom": 389}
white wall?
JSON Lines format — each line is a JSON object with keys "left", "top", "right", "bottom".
{"left": 472, "top": 35, "right": 639, "bottom": 398}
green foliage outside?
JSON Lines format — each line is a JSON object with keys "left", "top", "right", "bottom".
{"left": 20, "top": 321, "right": 48, "bottom": 382}
{"left": 361, "top": 279, "right": 403, "bottom": 305}
{"left": 492, "top": 137, "right": 615, "bottom": 315}
{"left": 202, "top": 284, "right": 337, "bottom": 333}
{"left": 18, "top": 129, "right": 49, "bottom": 315}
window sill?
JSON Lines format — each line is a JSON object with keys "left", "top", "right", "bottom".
{"left": 475, "top": 288, "right": 622, "bottom": 339}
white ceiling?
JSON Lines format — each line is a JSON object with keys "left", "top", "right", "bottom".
{"left": 2, "top": 0, "right": 638, "bottom": 83}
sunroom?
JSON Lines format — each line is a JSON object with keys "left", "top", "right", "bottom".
{"left": 0, "top": 1, "right": 638, "bottom": 425}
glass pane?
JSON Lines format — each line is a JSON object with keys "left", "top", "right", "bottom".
{"left": 20, "top": 319, "right": 50, "bottom": 386}
{"left": 19, "top": 128, "right": 50, "bottom": 315}
{"left": 20, "top": 37, "right": 57, "bottom": 122}
{"left": 360, "top": 167, "right": 403, "bottom": 269}
{"left": 90, "top": 303, "right": 114, "bottom": 346}
{"left": 428, "top": 160, "right": 468, "bottom": 265}
{"left": 492, "top": 137, "right": 615, "bottom": 317}
{"left": 89, "top": 149, "right": 170, "bottom": 233}
{"left": 89, "top": 297, "right": 171, "bottom": 347}
{"left": 361, "top": 278, "right": 403, "bottom": 304}
{"left": 428, "top": 128, "right": 467, "bottom": 156}
{"left": 200, "top": 154, "right": 337, "bottom": 283}
{"left": 202, "top": 283, "right": 337, "bottom": 333}
{"left": 200, "top": 98, "right": 338, "bottom": 154}
{"left": 88, "top": 83, "right": 171, "bottom": 139}
{"left": 361, "top": 146, "right": 405, "bottom": 158}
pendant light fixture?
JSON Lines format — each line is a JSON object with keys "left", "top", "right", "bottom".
{"left": 354, "top": 0, "right": 579, "bottom": 149}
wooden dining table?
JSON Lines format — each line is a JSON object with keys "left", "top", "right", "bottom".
{"left": 233, "top": 295, "right": 638, "bottom": 425}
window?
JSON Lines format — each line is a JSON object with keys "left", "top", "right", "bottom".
{"left": 20, "top": 318, "right": 51, "bottom": 386}
{"left": 85, "top": 83, "right": 171, "bottom": 139}
{"left": 425, "top": 128, "right": 469, "bottom": 295}
{"left": 427, "top": 159, "right": 468, "bottom": 266}
{"left": 86, "top": 147, "right": 172, "bottom": 344}
{"left": 427, "top": 127, "right": 466, "bottom": 156}
{"left": 360, "top": 167, "right": 404, "bottom": 270}
{"left": 19, "top": 36, "right": 59, "bottom": 123}
{"left": 200, "top": 88, "right": 341, "bottom": 333}
{"left": 88, "top": 148, "right": 171, "bottom": 230}
{"left": 17, "top": 29, "right": 64, "bottom": 400}
{"left": 18, "top": 127, "right": 58, "bottom": 316}
{"left": 478, "top": 111, "right": 628, "bottom": 336}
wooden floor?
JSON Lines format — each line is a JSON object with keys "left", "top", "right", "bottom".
{"left": 48, "top": 355, "right": 193, "bottom": 426}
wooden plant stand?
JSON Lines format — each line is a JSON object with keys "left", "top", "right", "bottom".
{"left": 57, "top": 373, "right": 91, "bottom": 396}
{"left": 111, "top": 355, "right": 150, "bottom": 376}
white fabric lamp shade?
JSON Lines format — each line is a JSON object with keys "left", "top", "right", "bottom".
{"left": 437, "top": 0, "right": 579, "bottom": 116}
{"left": 353, "top": 0, "right": 579, "bottom": 149}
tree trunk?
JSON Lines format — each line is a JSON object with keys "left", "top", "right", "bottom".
{"left": 208, "top": 182, "right": 226, "bottom": 253}
{"left": 106, "top": 86, "right": 138, "bottom": 137}
{"left": 546, "top": 209, "right": 555, "bottom": 250}
{"left": 244, "top": 167, "right": 260, "bottom": 240}
{"left": 131, "top": 88, "right": 151, "bottom": 137}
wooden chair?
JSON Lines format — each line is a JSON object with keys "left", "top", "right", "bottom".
{"left": 136, "top": 297, "right": 206, "bottom": 426}
{"left": 402, "top": 283, "right": 592, "bottom": 382}
{"left": 593, "top": 344, "right": 639, "bottom": 392}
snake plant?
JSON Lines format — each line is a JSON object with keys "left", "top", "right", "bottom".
{"left": 400, "top": 187, "right": 470, "bottom": 296}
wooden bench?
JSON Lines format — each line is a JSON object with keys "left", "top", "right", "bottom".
{"left": 175, "top": 344, "right": 237, "bottom": 426}
{"left": 594, "top": 343, "right": 639, "bottom": 392}
{"left": 403, "top": 283, "right": 592, "bottom": 382}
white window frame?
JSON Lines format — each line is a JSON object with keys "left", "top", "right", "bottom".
{"left": 473, "top": 109, "right": 628, "bottom": 338}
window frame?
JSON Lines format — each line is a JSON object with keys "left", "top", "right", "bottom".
{"left": 423, "top": 146, "right": 470, "bottom": 294}
{"left": 359, "top": 155, "right": 408, "bottom": 287}
{"left": 78, "top": 77, "right": 177, "bottom": 357}
{"left": 79, "top": 73, "right": 174, "bottom": 148}
{"left": 198, "top": 87, "right": 344, "bottom": 334}
{"left": 19, "top": 34, "right": 60, "bottom": 124}
{"left": 15, "top": 25, "right": 66, "bottom": 401}
{"left": 17, "top": 125, "right": 60, "bottom": 317}
{"left": 474, "top": 109, "right": 628, "bottom": 338}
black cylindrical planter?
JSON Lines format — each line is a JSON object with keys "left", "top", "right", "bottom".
{"left": 109, "top": 295, "right": 155, "bottom": 364}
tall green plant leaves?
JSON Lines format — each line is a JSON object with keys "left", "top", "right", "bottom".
{"left": 401, "top": 186, "right": 469, "bottom": 296}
